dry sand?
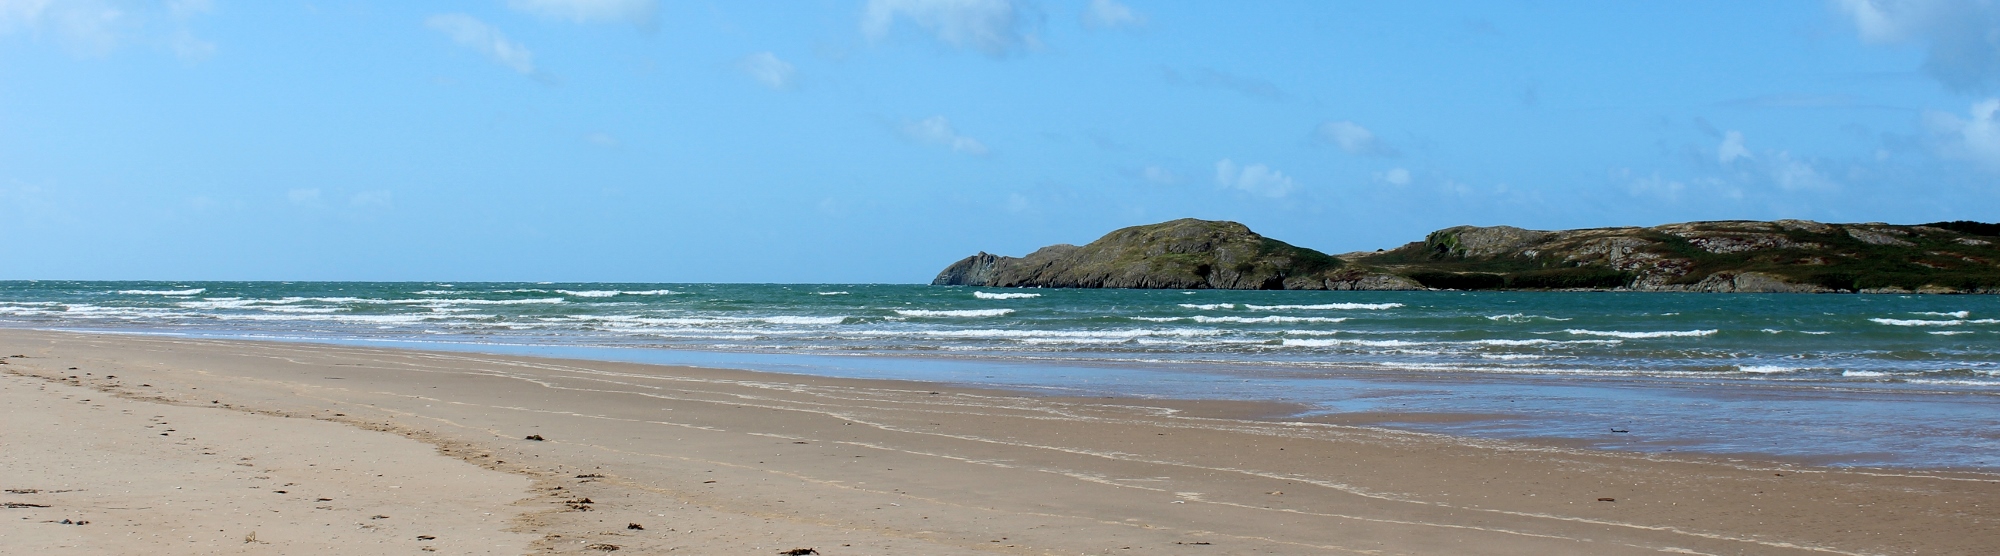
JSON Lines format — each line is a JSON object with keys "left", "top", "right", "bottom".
{"left": 1, "top": 328, "right": 1994, "bottom": 555}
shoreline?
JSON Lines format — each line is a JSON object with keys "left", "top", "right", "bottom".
{"left": 5, "top": 328, "right": 1998, "bottom": 554}
{"left": 25, "top": 324, "right": 2000, "bottom": 473}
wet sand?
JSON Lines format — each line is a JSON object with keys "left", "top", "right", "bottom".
{"left": 2, "top": 328, "right": 1995, "bottom": 555}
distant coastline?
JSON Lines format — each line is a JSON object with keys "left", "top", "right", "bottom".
{"left": 933, "top": 218, "right": 2000, "bottom": 294}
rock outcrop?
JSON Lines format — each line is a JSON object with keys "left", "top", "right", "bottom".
{"left": 936, "top": 218, "right": 2000, "bottom": 293}
{"left": 931, "top": 219, "right": 1418, "bottom": 290}
{"left": 1353, "top": 219, "right": 2000, "bottom": 294}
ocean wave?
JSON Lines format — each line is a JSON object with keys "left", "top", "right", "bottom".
{"left": 1915, "top": 311, "right": 1972, "bottom": 318}
{"left": 974, "top": 291, "right": 1041, "bottom": 300}
{"left": 1930, "top": 331, "right": 1975, "bottom": 336}
{"left": 1487, "top": 313, "right": 1572, "bottom": 322}
{"left": 1737, "top": 365, "right": 1801, "bottom": 374}
{"left": 895, "top": 309, "right": 1015, "bottom": 318}
{"left": 1871, "top": 318, "right": 1963, "bottom": 326}
{"left": 816, "top": 291, "right": 849, "bottom": 295}
{"left": 1178, "top": 303, "right": 1235, "bottom": 310}
{"left": 915, "top": 328, "right": 1221, "bottom": 339}
{"left": 556, "top": 289, "right": 677, "bottom": 297}
{"left": 1244, "top": 303, "right": 1403, "bottom": 311}
{"left": 116, "top": 288, "right": 205, "bottom": 296}
{"left": 1134, "top": 315, "right": 1349, "bottom": 324}
{"left": 1282, "top": 338, "right": 1424, "bottom": 348}
{"left": 414, "top": 298, "right": 566, "bottom": 305}
{"left": 1843, "top": 370, "right": 1889, "bottom": 377}
{"left": 1563, "top": 329, "right": 1717, "bottom": 339}
{"left": 412, "top": 290, "right": 458, "bottom": 295}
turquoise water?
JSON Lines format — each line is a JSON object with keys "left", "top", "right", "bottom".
{"left": 4, "top": 281, "right": 1998, "bottom": 469}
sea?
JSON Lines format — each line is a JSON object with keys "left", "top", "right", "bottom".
{"left": 3, "top": 281, "right": 1997, "bottom": 471}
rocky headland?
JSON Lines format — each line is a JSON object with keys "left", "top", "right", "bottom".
{"left": 932, "top": 218, "right": 2000, "bottom": 293}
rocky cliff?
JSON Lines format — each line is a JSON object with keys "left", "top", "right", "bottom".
{"left": 930, "top": 219, "right": 1420, "bottom": 290}
{"left": 934, "top": 218, "right": 2000, "bottom": 293}
{"left": 1352, "top": 220, "right": 2000, "bottom": 293}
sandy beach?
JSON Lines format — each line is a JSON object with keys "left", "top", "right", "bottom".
{"left": 2, "top": 328, "right": 1995, "bottom": 555}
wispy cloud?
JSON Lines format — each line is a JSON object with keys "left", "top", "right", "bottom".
{"left": 1317, "top": 120, "right": 1398, "bottom": 157}
{"left": 1834, "top": 0, "right": 2000, "bottom": 92}
{"left": 1139, "top": 165, "right": 1177, "bottom": 184}
{"left": 1082, "top": 0, "right": 1143, "bottom": 29}
{"left": 584, "top": 132, "right": 619, "bottom": 148}
{"left": 1375, "top": 167, "right": 1411, "bottom": 186}
{"left": 427, "top": 13, "right": 536, "bottom": 76}
{"left": 862, "top": 0, "right": 1036, "bottom": 56}
{"left": 1215, "top": 159, "right": 1296, "bottom": 197}
{"left": 507, "top": 0, "right": 657, "bottom": 29}
{"left": 739, "top": 52, "right": 796, "bottom": 89}
{"left": 0, "top": 0, "right": 226, "bottom": 58}
{"left": 1923, "top": 97, "right": 2000, "bottom": 169}
{"left": 1161, "top": 67, "right": 1284, "bottom": 100}
{"left": 901, "top": 116, "right": 989, "bottom": 155}
{"left": 1718, "top": 130, "right": 1752, "bottom": 163}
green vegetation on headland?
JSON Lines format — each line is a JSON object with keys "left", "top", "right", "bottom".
{"left": 932, "top": 218, "right": 2000, "bottom": 293}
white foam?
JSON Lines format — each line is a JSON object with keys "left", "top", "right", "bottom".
{"left": 1870, "top": 318, "right": 1963, "bottom": 326}
{"left": 1916, "top": 311, "right": 1972, "bottom": 318}
{"left": 416, "top": 298, "right": 565, "bottom": 305}
{"left": 413, "top": 290, "right": 458, "bottom": 295}
{"left": 556, "top": 289, "right": 677, "bottom": 297}
{"left": 815, "top": 291, "right": 849, "bottom": 295}
{"left": 1244, "top": 303, "right": 1404, "bottom": 311}
{"left": 1930, "top": 331, "right": 1975, "bottom": 336}
{"left": 973, "top": 291, "right": 1041, "bottom": 300}
{"left": 117, "top": 288, "right": 205, "bottom": 296}
{"left": 895, "top": 309, "right": 1015, "bottom": 318}
{"left": 1737, "top": 365, "right": 1799, "bottom": 374}
{"left": 915, "top": 328, "right": 1220, "bottom": 340}
{"left": 1479, "top": 354, "right": 1546, "bottom": 360}
{"left": 759, "top": 316, "right": 846, "bottom": 325}
{"left": 1135, "top": 315, "right": 1349, "bottom": 324}
{"left": 1843, "top": 370, "right": 1889, "bottom": 377}
{"left": 1178, "top": 303, "right": 1235, "bottom": 310}
{"left": 1487, "top": 313, "right": 1572, "bottom": 322}
{"left": 1282, "top": 338, "right": 1424, "bottom": 348}
{"left": 1563, "top": 329, "right": 1717, "bottom": 339}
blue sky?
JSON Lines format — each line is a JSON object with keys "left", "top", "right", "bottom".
{"left": 2, "top": 0, "right": 1997, "bottom": 282}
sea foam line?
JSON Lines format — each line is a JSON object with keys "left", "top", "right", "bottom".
{"left": 974, "top": 291, "right": 1041, "bottom": 300}
{"left": 895, "top": 309, "right": 1015, "bottom": 318}
{"left": 116, "top": 288, "right": 205, "bottom": 296}
{"left": 1563, "top": 329, "right": 1717, "bottom": 339}
{"left": 1244, "top": 303, "right": 1404, "bottom": 311}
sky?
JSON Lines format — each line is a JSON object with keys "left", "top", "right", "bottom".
{"left": 2, "top": 0, "right": 1999, "bottom": 282}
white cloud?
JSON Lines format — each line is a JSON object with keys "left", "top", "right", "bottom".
{"left": 507, "top": 0, "right": 656, "bottom": 28}
{"left": 1375, "top": 167, "right": 1411, "bottom": 186}
{"left": 0, "top": 0, "right": 218, "bottom": 59}
{"left": 1005, "top": 192, "right": 1031, "bottom": 213}
{"left": 170, "top": 28, "right": 212, "bottom": 62}
{"left": 1317, "top": 120, "right": 1397, "bottom": 157}
{"left": 1140, "top": 165, "right": 1177, "bottom": 184}
{"left": 1834, "top": 0, "right": 2000, "bottom": 91}
{"left": 1083, "top": 0, "right": 1142, "bottom": 28}
{"left": 1923, "top": 97, "right": 2000, "bottom": 168}
{"left": 350, "top": 190, "right": 393, "bottom": 208}
{"left": 1769, "top": 151, "right": 1837, "bottom": 191}
{"left": 584, "top": 132, "right": 619, "bottom": 148}
{"left": 427, "top": 13, "right": 536, "bottom": 75}
{"left": 1215, "top": 159, "right": 1296, "bottom": 198}
{"left": 0, "top": 0, "right": 125, "bottom": 56}
{"left": 861, "top": 0, "right": 1033, "bottom": 56}
{"left": 1718, "top": 130, "right": 1752, "bottom": 163}
{"left": 165, "top": 0, "right": 210, "bottom": 19}
{"left": 739, "top": 52, "right": 796, "bottom": 89}
{"left": 901, "top": 116, "right": 988, "bottom": 155}
{"left": 287, "top": 188, "right": 322, "bottom": 205}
